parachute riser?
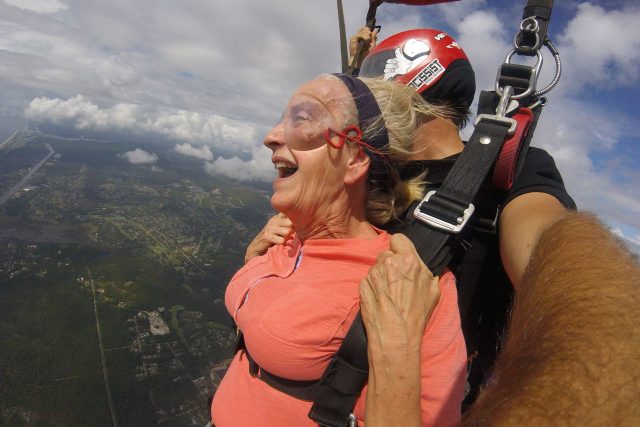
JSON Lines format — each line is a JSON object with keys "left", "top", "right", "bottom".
{"left": 347, "top": 1, "right": 382, "bottom": 76}
{"left": 495, "top": 0, "right": 561, "bottom": 113}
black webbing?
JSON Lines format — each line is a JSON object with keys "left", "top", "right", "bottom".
{"left": 308, "top": 312, "right": 369, "bottom": 426}
{"left": 517, "top": 0, "right": 554, "bottom": 53}
{"left": 239, "top": 313, "right": 369, "bottom": 426}
{"left": 245, "top": 350, "right": 322, "bottom": 401}
{"left": 405, "top": 117, "right": 515, "bottom": 274}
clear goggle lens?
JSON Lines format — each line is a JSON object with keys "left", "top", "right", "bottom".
{"left": 282, "top": 95, "right": 338, "bottom": 151}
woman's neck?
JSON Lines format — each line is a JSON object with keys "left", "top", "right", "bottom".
{"left": 291, "top": 195, "right": 377, "bottom": 241}
{"left": 409, "top": 117, "right": 464, "bottom": 161}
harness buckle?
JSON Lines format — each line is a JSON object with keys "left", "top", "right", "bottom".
{"left": 413, "top": 190, "right": 475, "bottom": 234}
{"left": 474, "top": 114, "right": 517, "bottom": 136}
{"left": 496, "top": 49, "right": 543, "bottom": 100}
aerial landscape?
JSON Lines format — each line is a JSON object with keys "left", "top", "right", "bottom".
{"left": 0, "top": 130, "right": 273, "bottom": 425}
{"left": 1, "top": 1, "right": 639, "bottom": 426}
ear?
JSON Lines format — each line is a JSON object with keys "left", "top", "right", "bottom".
{"left": 344, "top": 148, "right": 371, "bottom": 185}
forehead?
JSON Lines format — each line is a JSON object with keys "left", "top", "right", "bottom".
{"left": 288, "top": 77, "right": 353, "bottom": 121}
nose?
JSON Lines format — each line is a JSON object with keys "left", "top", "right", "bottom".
{"left": 263, "top": 121, "right": 286, "bottom": 151}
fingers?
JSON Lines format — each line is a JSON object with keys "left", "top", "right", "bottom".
{"left": 362, "top": 234, "right": 441, "bottom": 317}
{"left": 245, "top": 214, "right": 294, "bottom": 263}
{"left": 267, "top": 213, "right": 294, "bottom": 241}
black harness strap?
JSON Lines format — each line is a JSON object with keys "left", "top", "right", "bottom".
{"left": 518, "top": 0, "right": 554, "bottom": 53}
{"left": 407, "top": 114, "right": 517, "bottom": 273}
{"left": 239, "top": 313, "right": 369, "bottom": 426}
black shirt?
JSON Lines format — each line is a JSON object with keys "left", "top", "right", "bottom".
{"left": 387, "top": 146, "right": 575, "bottom": 407}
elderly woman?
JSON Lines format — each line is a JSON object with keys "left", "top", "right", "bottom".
{"left": 210, "top": 74, "right": 466, "bottom": 426}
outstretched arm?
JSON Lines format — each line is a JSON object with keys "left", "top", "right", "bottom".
{"left": 244, "top": 213, "right": 294, "bottom": 264}
{"left": 499, "top": 192, "right": 569, "bottom": 288}
{"left": 464, "top": 212, "right": 640, "bottom": 426}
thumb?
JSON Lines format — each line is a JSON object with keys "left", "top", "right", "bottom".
{"left": 389, "top": 233, "right": 420, "bottom": 258}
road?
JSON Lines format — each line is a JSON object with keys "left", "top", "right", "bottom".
{"left": 0, "top": 142, "right": 55, "bottom": 205}
{"left": 0, "top": 131, "right": 18, "bottom": 151}
{"left": 88, "top": 269, "right": 119, "bottom": 427}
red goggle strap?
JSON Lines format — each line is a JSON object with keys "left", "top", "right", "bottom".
{"left": 325, "top": 125, "right": 387, "bottom": 160}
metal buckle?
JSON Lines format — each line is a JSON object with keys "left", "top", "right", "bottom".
{"left": 474, "top": 114, "right": 518, "bottom": 136}
{"left": 413, "top": 190, "right": 475, "bottom": 234}
{"left": 496, "top": 49, "right": 543, "bottom": 100}
{"left": 348, "top": 413, "right": 356, "bottom": 427}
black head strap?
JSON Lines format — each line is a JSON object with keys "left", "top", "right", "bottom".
{"left": 332, "top": 73, "right": 389, "bottom": 172}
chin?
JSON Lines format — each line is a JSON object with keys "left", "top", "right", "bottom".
{"left": 270, "top": 192, "right": 290, "bottom": 216}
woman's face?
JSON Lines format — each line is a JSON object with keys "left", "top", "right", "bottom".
{"left": 264, "top": 77, "right": 356, "bottom": 222}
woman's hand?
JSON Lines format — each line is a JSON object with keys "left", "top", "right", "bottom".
{"left": 244, "top": 213, "right": 294, "bottom": 264}
{"left": 360, "top": 233, "right": 440, "bottom": 355}
{"left": 359, "top": 233, "right": 440, "bottom": 427}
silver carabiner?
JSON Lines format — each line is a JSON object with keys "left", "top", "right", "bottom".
{"left": 496, "top": 85, "right": 514, "bottom": 117}
{"left": 495, "top": 49, "right": 543, "bottom": 100}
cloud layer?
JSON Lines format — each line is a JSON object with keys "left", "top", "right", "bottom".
{"left": 1, "top": 0, "right": 639, "bottom": 241}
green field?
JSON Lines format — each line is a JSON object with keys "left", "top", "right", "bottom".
{"left": 0, "top": 131, "right": 273, "bottom": 425}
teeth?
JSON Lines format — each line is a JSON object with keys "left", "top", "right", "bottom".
{"left": 273, "top": 161, "right": 298, "bottom": 178}
{"left": 274, "top": 161, "right": 296, "bottom": 170}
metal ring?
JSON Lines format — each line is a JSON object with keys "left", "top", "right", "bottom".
{"left": 520, "top": 17, "right": 539, "bottom": 32}
{"left": 496, "top": 49, "right": 543, "bottom": 100}
{"left": 514, "top": 31, "right": 540, "bottom": 51}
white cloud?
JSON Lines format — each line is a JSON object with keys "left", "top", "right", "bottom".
{"left": 174, "top": 143, "right": 213, "bottom": 161}
{"left": 120, "top": 148, "right": 158, "bottom": 165}
{"left": 25, "top": 95, "right": 139, "bottom": 129}
{"left": 455, "top": 10, "right": 510, "bottom": 91}
{"left": 204, "top": 146, "right": 274, "bottom": 183}
{"left": 24, "top": 95, "right": 259, "bottom": 151}
{"left": 2, "top": 0, "right": 67, "bottom": 14}
{"left": 557, "top": 3, "right": 640, "bottom": 92}
{"left": 610, "top": 227, "right": 640, "bottom": 255}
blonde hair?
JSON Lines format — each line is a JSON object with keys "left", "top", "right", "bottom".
{"left": 319, "top": 74, "right": 455, "bottom": 225}
{"left": 359, "top": 77, "right": 454, "bottom": 225}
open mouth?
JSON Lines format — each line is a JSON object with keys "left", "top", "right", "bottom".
{"left": 274, "top": 161, "right": 298, "bottom": 178}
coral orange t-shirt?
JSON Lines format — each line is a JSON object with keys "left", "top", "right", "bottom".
{"left": 211, "top": 230, "right": 466, "bottom": 426}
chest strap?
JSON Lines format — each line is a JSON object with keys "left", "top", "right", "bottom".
{"left": 235, "top": 312, "right": 369, "bottom": 425}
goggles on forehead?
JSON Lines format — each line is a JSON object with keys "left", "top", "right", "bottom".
{"left": 281, "top": 95, "right": 386, "bottom": 160}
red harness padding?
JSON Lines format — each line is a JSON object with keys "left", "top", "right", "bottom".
{"left": 492, "top": 107, "right": 533, "bottom": 191}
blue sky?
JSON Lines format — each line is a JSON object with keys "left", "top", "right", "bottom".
{"left": 0, "top": 0, "right": 638, "bottom": 250}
